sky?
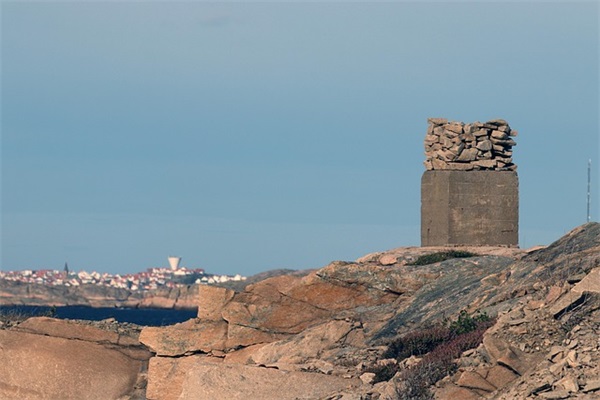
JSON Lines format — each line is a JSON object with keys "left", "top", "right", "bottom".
{"left": 1, "top": 1, "right": 599, "bottom": 277}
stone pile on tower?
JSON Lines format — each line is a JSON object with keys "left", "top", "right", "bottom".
{"left": 424, "top": 118, "right": 517, "bottom": 172}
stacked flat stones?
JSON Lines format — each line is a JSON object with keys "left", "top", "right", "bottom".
{"left": 424, "top": 118, "right": 517, "bottom": 171}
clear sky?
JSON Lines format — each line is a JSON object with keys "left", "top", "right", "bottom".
{"left": 1, "top": 1, "right": 599, "bottom": 276}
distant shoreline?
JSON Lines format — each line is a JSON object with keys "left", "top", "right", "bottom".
{"left": 0, "top": 304, "right": 198, "bottom": 326}
{"left": 0, "top": 280, "right": 200, "bottom": 309}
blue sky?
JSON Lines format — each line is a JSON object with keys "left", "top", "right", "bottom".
{"left": 2, "top": 2, "right": 599, "bottom": 276}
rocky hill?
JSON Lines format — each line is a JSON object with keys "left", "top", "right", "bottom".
{"left": 0, "top": 223, "right": 598, "bottom": 399}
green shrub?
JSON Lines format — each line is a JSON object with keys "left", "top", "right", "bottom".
{"left": 449, "top": 310, "right": 490, "bottom": 335}
{"left": 408, "top": 250, "right": 477, "bottom": 266}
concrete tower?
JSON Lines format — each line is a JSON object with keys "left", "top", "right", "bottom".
{"left": 421, "top": 118, "right": 519, "bottom": 247}
{"left": 168, "top": 256, "right": 181, "bottom": 271}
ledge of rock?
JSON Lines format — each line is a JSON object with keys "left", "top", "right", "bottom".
{"left": 0, "top": 317, "right": 151, "bottom": 400}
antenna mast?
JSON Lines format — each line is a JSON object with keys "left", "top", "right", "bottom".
{"left": 588, "top": 159, "right": 592, "bottom": 223}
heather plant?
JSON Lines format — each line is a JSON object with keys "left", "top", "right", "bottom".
{"left": 393, "top": 323, "right": 493, "bottom": 399}
{"left": 380, "top": 310, "right": 495, "bottom": 399}
{"left": 383, "top": 310, "right": 491, "bottom": 361}
{"left": 383, "top": 324, "right": 452, "bottom": 360}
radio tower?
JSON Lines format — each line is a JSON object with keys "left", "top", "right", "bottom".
{"left": 588, "top": 159, "right": 592, "bottom": 223}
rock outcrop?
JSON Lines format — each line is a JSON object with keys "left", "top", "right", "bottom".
{"left": 0, "top": 317, "right": 151, "bottom": 399}
{"left": 431, "top": 223, "right": 600, "bottom": 399}
{"left": 140, "top": 262, "right": 419, "bottom": 359}
{"left": 2, "top": 223, "right": 599, "bottom": 399}
{"left": 139, "top": 223, "right": 599, "bottom": 400}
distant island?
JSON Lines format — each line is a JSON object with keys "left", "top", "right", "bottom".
{"left": 0, "top": 265, "right": 246, "bottom": 309}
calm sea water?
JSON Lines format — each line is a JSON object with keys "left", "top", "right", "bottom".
{"left": 0, "top": 305, "right": 197, "bottom": 326}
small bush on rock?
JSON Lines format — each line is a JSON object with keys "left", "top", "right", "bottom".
{"left": 449, "top": 310, "right": 490, "bottom": 335}
{"left": 408, "top": 250, "right": 477, "bottom": 266}
{"left": 383, "top": 310, "right": 491, "bottom": 360}
{"left": 384, "top": 324, "right": 452, "bottom": 360}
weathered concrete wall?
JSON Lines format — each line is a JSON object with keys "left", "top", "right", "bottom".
{"left": 421, "top": 170, "right": 518, "bottom": 246}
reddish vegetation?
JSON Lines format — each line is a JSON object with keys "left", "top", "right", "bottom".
{"left": 373, "top": 313, "right": 496, "bottom": 399}
{"left": 396, "top": 322, "right": 494, "bottom": 399}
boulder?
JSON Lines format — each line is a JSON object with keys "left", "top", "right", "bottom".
{"left": 432, "top": 158, "right": 449, "bottom": 170}
{"left": 447, "top": 162, "right": 475, "bottom": 171}
{"left": 538, "top": 390, "right": 570, "bottom": 399}
{"left": 549, "top": 268, "right": 600, "bottom": 317}
{"left": 491, "top": 130, "right": 508, "bottom": 140}
{"left": 224, "top": 343, "right": 267, "bottom": 365}
{"left": 197, "top": 285, "right": 235, "bottom": 321}
{"left": 0, "top": 319, "right": 150, "bottom": 400}
{"left": 476, "top": 139, "right": 492, "bottom": 151}
{"left": 427, "top": 117, "right": 448, "bottom": 125}
{"left": 456, "top": 371, "right": 496, "bottom": 392}
{"left": 555, "top": 375, "right": 579, "bottom": 393}
{"left": 484, "top": 365, "right": 518, "bottom": 388}
{"left": 360, "top": 372, "right": 376, "bottom": 385}
{"left": 487, "top": 119, "right": 508, "bottom": 126}
{"left": 140, "top": 319, "right": 228, "bottom": 356}
{"left": 482, "top": 335, "right": 528, "bottom": 375}
{"left": 445, "top": 123, "right": 464, "bottom": 134}
{"left": 251, "top": 320, "right": 360, "bottom": 367}
{"left": 379, "top": 254, "right": 398, "bottom": 265}
{"left": 472, "top": 159, "right": 497, "bottom": 169}
{"left": 456, "top": 148, "right": 478, "bottom": 162}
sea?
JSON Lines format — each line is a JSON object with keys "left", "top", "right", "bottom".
{"left": 0, "top": 305, "right": 198, "bottom": 326}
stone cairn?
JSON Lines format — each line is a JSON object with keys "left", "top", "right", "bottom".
{"left": 424, "top": 118, "right": 517, "bottom": 171}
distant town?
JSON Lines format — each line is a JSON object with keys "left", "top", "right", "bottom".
{"left": 0, "top": 257, "right": 246, "bottom": 292}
